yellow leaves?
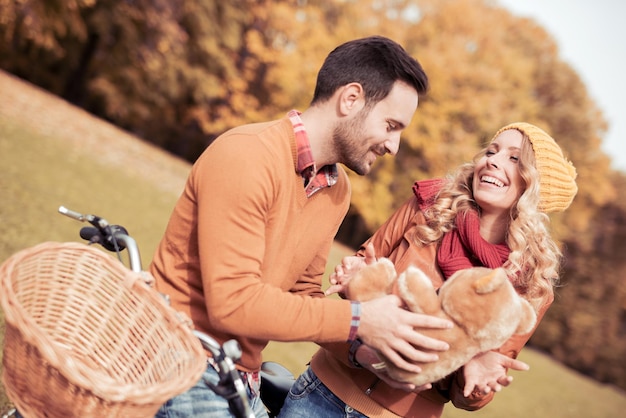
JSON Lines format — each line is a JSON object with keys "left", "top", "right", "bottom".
{"left": 330, "top": 0, "right": 619, "bottom": 245}
{"left": 2, "top": 0, "right": 620, "bottom": 243}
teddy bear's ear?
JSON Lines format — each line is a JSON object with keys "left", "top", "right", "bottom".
{"left": 471, "top": 268, "right": 506, "bottom": 294}
{"left": 515, "top": 299, "right": 538, "bottom": 335}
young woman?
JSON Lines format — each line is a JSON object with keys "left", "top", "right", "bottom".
{"left": 278, "top": 122, "right": 578, "bottom": 418}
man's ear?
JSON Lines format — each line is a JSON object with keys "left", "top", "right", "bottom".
{"left": 337, "top": 82, "right": 365, "bottom": 116}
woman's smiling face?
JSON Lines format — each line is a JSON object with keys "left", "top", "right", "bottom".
{"left": 473, "top": 129, "right": 526, "bottom": 216}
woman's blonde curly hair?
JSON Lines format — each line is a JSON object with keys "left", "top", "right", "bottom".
{"left": 414, "top": 135, "right": 561, "bottom": 309}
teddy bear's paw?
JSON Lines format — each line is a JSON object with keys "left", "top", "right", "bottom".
{"left": 347, "top": 257, "right": 397, "bottom": 301}
{"left": 396, "top": 266, "right": 439, "bottom": 314}
{"left": 374, "top": 257, "right": 397, "bottom": 287}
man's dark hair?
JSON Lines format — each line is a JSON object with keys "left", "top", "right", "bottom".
{"left": 311, "top": 35, "right": 429, "bottom": 106}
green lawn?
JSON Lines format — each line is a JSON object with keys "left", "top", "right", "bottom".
{"left": 1, "top": 91, "right": 626, "bottom": 417}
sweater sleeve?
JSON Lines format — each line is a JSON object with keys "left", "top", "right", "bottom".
{"left": 193, "top": 127, "right": 352, "bottom": 346}
{"left": 290, "top": 239, "right": 333, "bottom": 297}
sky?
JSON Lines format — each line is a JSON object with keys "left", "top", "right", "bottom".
{"left": 497, "top": 0, "right": 626, "bottom": 172}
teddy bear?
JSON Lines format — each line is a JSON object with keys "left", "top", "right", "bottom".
{"left": 346, "top": 258, "right": 537, "bottom": 386}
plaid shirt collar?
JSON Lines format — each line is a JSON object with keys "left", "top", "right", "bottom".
{"left": 288, "top": 110, "right": 338, "bottom": 197}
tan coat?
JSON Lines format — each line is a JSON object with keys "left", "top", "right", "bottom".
{"left": 311, "top": 195, "right": 553, "bottom": 417}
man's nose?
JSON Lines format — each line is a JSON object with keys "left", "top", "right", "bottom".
{"left": 384, "top": 134, "right": 401, "bottom": 156}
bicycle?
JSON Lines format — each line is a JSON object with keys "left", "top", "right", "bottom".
{"left": 0, "top": 207, "right": 294, "bottom": 418}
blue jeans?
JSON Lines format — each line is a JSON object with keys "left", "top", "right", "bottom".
{"left": 155, "top": 362, "right": 268, "bottom": 418}
{"left": 278, "top": 367, "right": 368, "bottom": 418}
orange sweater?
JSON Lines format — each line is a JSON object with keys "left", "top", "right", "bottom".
{"left": 311, "top": 196, "right": 553, "bottom": 417}
{"left": 150, "top": 116, "right": 353, "bottom": 371}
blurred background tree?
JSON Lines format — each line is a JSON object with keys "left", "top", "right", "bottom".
{"left": 1, "top": 0, "right": 624, "bottom": 390}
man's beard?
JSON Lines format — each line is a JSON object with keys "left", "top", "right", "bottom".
{"left": 332, "top": 111, "right": 371, "bottom": 175}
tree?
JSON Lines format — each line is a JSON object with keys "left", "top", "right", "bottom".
{"left": 0, "top": 0, "right": 96, "bottom": 96}
{"left": 1, "top": 0, "right": 625, "bottom": 390}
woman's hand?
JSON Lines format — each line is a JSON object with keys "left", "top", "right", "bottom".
{"left": 325, "top": 243, "right": 376, "bottom": 297}
{"left": 462, "top": 351, "right": 530, "bottom": 397}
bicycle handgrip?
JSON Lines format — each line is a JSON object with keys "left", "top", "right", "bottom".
{"left": 59, "top": 206, "right": 85, "bottom": 221}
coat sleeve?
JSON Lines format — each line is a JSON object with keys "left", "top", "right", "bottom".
{"left": 356, "top": 196, "right": 421, "bottom": 258}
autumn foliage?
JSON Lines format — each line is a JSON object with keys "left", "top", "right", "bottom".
{"left": 1, "top": 0, "right": 625, "bottom": 390}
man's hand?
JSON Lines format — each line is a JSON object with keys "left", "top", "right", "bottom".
{"left": 325, "top": 243, "right": 377, "bottom": 297}
{"left": 462, "top": 351, "right": 530, "bottom": 397}
{"left": 358, "top": 294, "right": 452, "bottom": 373}
{"left": 355, "top": 343, "right": 433, "bottom": 393}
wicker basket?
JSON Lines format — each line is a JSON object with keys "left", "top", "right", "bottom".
{"left": 0, "top": 242, "right": 206, "bottom": 418}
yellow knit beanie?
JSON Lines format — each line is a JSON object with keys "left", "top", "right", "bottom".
{"left": 493, "top": 122, "right": 578, "bottom": 213}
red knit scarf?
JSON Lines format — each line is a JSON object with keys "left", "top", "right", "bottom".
{"left": 413, "top": 179, "right": 511, "bottom": 279}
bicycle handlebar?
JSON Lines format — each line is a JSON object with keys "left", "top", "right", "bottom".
{"left": 58, "top": 206, "right": 142, "bottom": 272}
{"left": 193, "top": 331, "right": 254, "bottom": 418}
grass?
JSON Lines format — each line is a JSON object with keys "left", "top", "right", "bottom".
{"left": 1, "top": 74, "right": 626, "bottom": 417}
{"left": 0, "top": 115, "right": 184, "bottom": 411}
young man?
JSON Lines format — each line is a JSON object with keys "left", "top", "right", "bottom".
{"left": 151, "top": 35, "right": 452, "bottom": 417}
